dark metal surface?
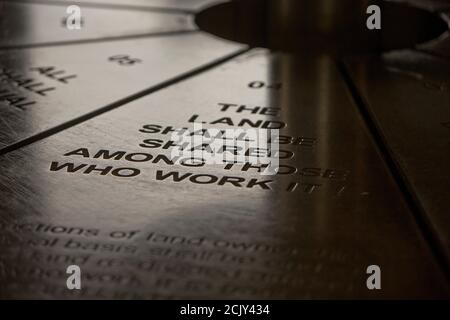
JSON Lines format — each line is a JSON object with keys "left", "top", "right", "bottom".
{"left": 196, "top": 0, "right": 448, "bottom": 54}
{"left": 0, "top": 1, "right": 195, "bottom": 48}
{"left": 391, "top": 0, "right": 450, "bottom": 11}
{"left": 419, "top": 33, "right": 450, "bottom": 59}
{"left": 416, "top": 9, "right": 450, "bottom": 58}
{"left": 0, "top": 50, "right": 447, "bottom": 298}
{"left": 345, "top": 50, "right": 450, "bottom": 261}
{"left": 0, "top": 0, "right": 449, "bottom": 300}
{"left": 0, "top": 32, "right": 244, "bottom": 150}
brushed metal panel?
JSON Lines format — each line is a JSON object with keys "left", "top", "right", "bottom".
{"left": 0, "top": 1, "right": 195, "bottom": 48}
{"left": 19, "top": 0, "right": 224, "bottom": 11}
{"left": 0, "top": 49, "right": 447, "bottom": 299}
{"left": 0, "top": 32, "right": 245, "bottom": 150}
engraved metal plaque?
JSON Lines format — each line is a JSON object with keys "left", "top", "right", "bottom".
{"left": 0, "top": 0, "right": 449, "bottom": 300}
{"left": 0, "top": 50, "right": 447, "bottom": 299}
{"left": 0, "top": 32, "right": 245, "bottom": 151}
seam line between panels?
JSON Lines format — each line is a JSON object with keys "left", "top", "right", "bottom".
{"left": 337, "top": 60, "right": 450, "bottom": 285}
{"left": 0, "top": 47, "right": 251, "bottom": 155}
{"left": 0, "top": 30, "right": 201, "bottom": 50}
